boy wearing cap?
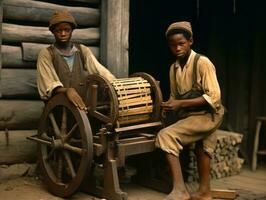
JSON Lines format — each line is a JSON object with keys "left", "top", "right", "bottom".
{"left": 37, "top": 10, "right": 115, "bottom": 110}
{"left": 155, "top": 21, "right": 224, "bottom": 200}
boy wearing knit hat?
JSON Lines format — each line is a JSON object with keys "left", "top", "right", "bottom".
{"left": 155, "top": 21, "right": 224, "bottom": 200}
{"left": 37, "top": 10, "right": 115, "bottom": 110}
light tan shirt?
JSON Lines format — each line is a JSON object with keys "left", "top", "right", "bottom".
{"left": 169, "top": 50, "right": 221, "bottom": 111}
{"left": 37, "top": 44, "right": 115, "bottom": 100}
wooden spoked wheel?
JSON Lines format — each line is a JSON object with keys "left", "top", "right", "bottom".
{"left": 37, "top": 93, "right": 93, "bottom": 197}
{"left": 87, "top": 74, "right": 119, "bottom": 126}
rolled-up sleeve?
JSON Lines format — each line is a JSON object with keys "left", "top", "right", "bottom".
{"left": 198, "top": 57, "right": 221, "bottom": 110}
{"left": 81, "top": 45, "right": 116, "bottom": 81}
{"left": 36, "top": 48, "right": 63, "bottom": 100}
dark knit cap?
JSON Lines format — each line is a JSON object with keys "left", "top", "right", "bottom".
{"left": 49, "top": 10, "right": 77, "bottom": 31}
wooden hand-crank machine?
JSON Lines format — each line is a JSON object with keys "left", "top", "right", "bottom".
{"left": 28, "top": 72, "right": 163, "bottom": 200}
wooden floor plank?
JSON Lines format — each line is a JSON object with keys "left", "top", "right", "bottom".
{"left": 210, "top": 165, "right": 266, "bottom": 197}
{"left": 176, "top": 163, "right": 266, "bottom": 200}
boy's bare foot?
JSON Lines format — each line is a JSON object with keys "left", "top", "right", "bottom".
{"left": 164, "top": 189, "right": 190, "bottom": 200}
{"left": 190, "top": 191, "right": 212, "bottom": 200}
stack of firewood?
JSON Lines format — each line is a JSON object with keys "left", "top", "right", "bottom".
{"left": 186, "top": 130, "right": 244, "bottom": 183}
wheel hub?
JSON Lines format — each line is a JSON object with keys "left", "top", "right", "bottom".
{"left": 51, "top": 137, "right": 64, "bottom": 149}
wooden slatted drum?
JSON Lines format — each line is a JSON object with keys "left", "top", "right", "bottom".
{"left": 87, "top": 72, "right": 162, "bottom": 128}
{"left": 111, "top": 77, "right": 153, "bottom": 125}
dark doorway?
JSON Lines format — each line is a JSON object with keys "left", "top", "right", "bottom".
{"left": 129, "top": 1, "right": 199, "bottom": 101}
{"left": 129, "top": 0, "right": 266, "bottom": 163}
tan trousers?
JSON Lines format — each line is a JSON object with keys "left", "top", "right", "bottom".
{"left": 155, "top": 107, "right": 224, "bottom": 157}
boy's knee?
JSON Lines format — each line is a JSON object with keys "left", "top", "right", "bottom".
{"left": 194, "top": 140, "right": 215, "bottom": 158}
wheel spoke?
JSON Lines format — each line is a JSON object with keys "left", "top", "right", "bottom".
{"left": 41, "top": 132, "right": 52, "bottom": 141}
{"left": 57, "top": 153, "right": 63, "bottom": 182}
{"left": 93, "top": 110, "right": 111, "bottom": 123}
{"left": 49, "top": 113, "right": 61, "bottom": 137}
{"left": 64, "top": 143, "right": 84, "bottom": 155}
{"left": 28, "top": 135, "right": 51, "bottom": 146}
{"left": 61, "top": 107, "right": 67, "bottom": 135}
{"left": 45, "top": 148, "right": 55, "bottom": 161}
{"left": 65, "top": 123, "right": 78, "bottom": 141}
{"left": 63, "top": 151, "right": 76, "bottom": 178}
{"left": 69, "top": 138, "right": 82, "bottom": 145}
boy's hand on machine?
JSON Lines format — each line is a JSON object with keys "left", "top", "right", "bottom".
{"left": 161, "top": 100, "right": 182, "bottom": 111}
{"left": 66, "top": 88, "right": 88, "bottom": 113}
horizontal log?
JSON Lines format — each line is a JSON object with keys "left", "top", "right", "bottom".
{"left": 0, "top": 100, "right": 44, "bottom": 130}
{"left": 0, "top": 69, "right": 39, "bottom": 98}
{"left": 2, "top": 23, "right": 99, "bottom": 45}
{"left": 66, "top": 0, "right": 100, "bottom": 3}
{"left": 22, "top": 42, "right": 99, "bottom": 62}
{"left": 2, "top": 45, "right": 35, "bottom": 68}
{"left": 1, "top": 44, "right": 99, "bottom": 68}
{"left": 0, "top": 130, "right": 37, "bottom": 164}
{"left": 3, "top": 0, "right": 100, "bottom": 26}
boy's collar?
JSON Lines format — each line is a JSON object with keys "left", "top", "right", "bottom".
{"left": 175, "top": 50, "right": 195, "bottom": 68}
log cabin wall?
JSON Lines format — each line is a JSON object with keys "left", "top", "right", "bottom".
{"left": 0, "top": 0, "right": 101, "bottom": 131}
{"left": 0, "top": 0, "right": 129, "bottom": 164}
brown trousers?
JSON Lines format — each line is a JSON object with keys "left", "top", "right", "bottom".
{"left": 155, "top": 106, "right": 224, "bottom": 157}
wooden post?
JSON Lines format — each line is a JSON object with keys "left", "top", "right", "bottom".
{"left": 100, "top": 0, "right": 129, "bottom": 78}
{"left": 0, "top": 0, "right": 3, "bottom": 98}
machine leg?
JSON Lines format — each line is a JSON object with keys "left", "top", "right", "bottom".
{"left": 103, "top": 159, "right": 127, "bottom": 200}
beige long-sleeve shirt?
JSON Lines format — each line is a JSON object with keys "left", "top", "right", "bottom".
{"left": 169, "top": 50, "right": 221, "bottom": 111}
{"left": 37, "top": 44, "right": 115, "bottom": 100}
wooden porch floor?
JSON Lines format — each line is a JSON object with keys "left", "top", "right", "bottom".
{"left": 123, "top": 163, "right": 266, "bottom": 200}
{"left": 209, "top": 164, "right": 266, "bottom": 200}
{"left": 0, "top": 163, "right": 265, "bottom": 200}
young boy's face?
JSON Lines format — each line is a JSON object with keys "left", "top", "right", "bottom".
{"left": 52, "top": 22, "right": 73, "bottom": 44}
{"left": 167, "top": 33, "right": 193, "bottom": 59}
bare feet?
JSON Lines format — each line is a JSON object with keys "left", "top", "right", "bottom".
{"left": 164, "top": 189, "right": 190, "bottom": 200}
{"left": 190, "top": 191, "right": 212, "bottom": 200}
